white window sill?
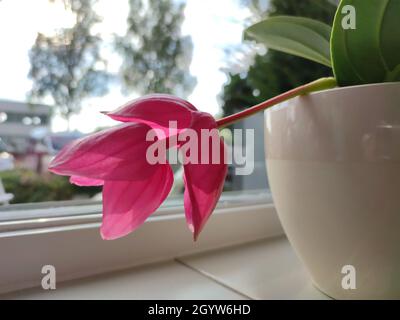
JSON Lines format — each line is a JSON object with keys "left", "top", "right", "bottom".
{"left": 1, "top": 236, "right": 330, "bottom": 300}
{"left": 0, "top": 191, "right": 283, "bottom": 295}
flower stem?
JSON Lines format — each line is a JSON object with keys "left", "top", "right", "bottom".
{"left": 216, "top": 77, "right": 337, "bottom": 128}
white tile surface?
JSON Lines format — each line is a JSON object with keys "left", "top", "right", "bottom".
{"left": 179, "top": 236, "right": 330, "bottom": 300}
{"left": 1, "top": 237, "right": 330, "bottom": 300}
{"left": 1, "top": 261, "right": 246, "bottom": 300}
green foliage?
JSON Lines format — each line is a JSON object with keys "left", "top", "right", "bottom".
{"left": 115, "top": 0, "right": 196, "bottom": 97}
{"left": 331, "top": 0, "right": 400, "bottom": 86}
{"left": 245, "top": 16, "right": 332, "bottom": 67}
{"left": 222, "top": 0, "right": 336, "bottom": 116}
{"left": 28, "top": 0, "right": 109, "bottom": 122}
{"left": 242, "top": 0, "right": 400, "bottom": 88}
{"left": 0, "top": 169, "right": 100, "bottom": 204}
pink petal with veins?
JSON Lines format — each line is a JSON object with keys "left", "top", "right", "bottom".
{"left": 181, "top": 112, "right": 228, "bottom": 240}
{"left": 49, "top": 123, "right": 158, "bottom": 181}
{"left": 100, "top": 163, "right": 173, "bottom": 240}
{"left": 103, "top": 94, "right": 196, "bottom": 137}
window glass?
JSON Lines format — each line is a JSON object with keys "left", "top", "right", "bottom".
{"left": 0, "top": 0, "right": 335, "bottom": 210}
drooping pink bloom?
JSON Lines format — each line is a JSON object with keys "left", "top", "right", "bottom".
{"left": 49, "top": 94, "right": 227, "bottom": 240}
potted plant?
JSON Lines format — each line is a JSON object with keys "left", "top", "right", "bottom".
{"left": 244, "top": 0, "right": 400, "bottom": 299}
{"left": 48, "top": 0, "right": 399, "bottom": 299}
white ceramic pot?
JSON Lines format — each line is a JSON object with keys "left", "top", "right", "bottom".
{"left": 265, "top": 82, "right": 400, "bottom": 299}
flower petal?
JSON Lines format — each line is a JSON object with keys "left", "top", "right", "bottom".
{"left": 49, "top": 123, "right": 161, "bottom": 181}
{"left": 103, "top": 94, "right": 196, "bottom": 137}
{"left": 70, "top": 176, "right": 104, "bottom": 186}
{"left": 181, "top": 113, "right": 228, "bottom": 240}
{"left": 100, "top": 163, "right": 173, "bottom": 240}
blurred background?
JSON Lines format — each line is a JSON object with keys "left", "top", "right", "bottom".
{"left": 0, "top": 0, "right": 337, "bottom": 205}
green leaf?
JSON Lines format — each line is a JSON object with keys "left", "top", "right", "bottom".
{"left": 331, "top": 0, "right": 400, "bottom": 86}
{"left": 244, "top": 16, "right": 332, "bottom": 67}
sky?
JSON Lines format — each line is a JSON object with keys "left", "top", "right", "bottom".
{"left": 0, "top": 0, "right": 252, "bottom": 133}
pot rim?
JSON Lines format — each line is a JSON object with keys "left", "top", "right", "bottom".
{"left": 264, "top": 81, "right": 400, "bottom": 115}
{"left": 310, "top": 81, "right": 400, "bottom": 96}
{"left": 265, "top": 81, "right": 400, "bottom": 114}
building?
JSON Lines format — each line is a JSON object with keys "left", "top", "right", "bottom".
{"left": 0, "top": 99, "right": 51, "bottom": 154}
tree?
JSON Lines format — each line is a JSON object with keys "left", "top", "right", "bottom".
{"left": 28, "top": 0, "right": 109, "bottom": 127}
{"left": 221, "top": 0, "right": 337, "bottom": 116}
{"left": 115, "top": 0, "right": 196, "bottom": 98}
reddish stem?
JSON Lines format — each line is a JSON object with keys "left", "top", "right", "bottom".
{"left": 216, "top": 77, "right": 337, "bottom": 128}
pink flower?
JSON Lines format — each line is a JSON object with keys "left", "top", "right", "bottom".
{"left": 49, "top": 94, "right": 227, "bottom": 240}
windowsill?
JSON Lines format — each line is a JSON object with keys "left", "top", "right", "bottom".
{"left": 0, "top": 191, "right": 283, "bottom": 295}
{"left": 1, "top": 236, "right": 330, "bottom": 299}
